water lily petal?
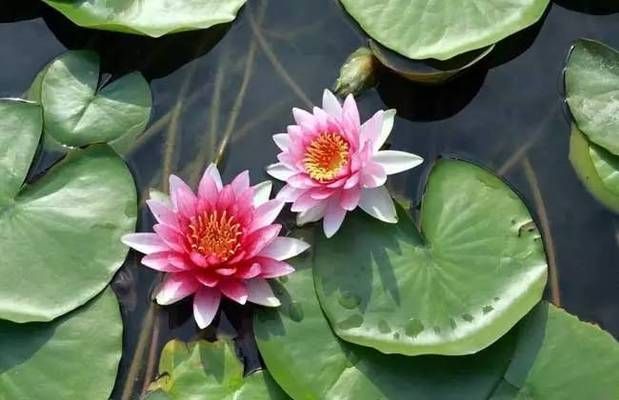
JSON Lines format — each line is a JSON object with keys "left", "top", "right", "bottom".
{"left": 276, "top": 184, "right": 305, "bottom": 203}
{"left": 246, "top": 278, "right": 280, "bottom": 307}
{"left": 153, "top": 224, "right": 185, "bottom": 253}
{"left": 193, "top": 287, "right": 221, "bottom": 329}
{"left": 297, "top": 203, "right": 327, "bottom": 226}
{"left": 373, "top": 109, "right": 396, "bottom": 152}
{"left": 250, "top": 199, "right": 285, "bottom": 232}
{"left": 273, "top": 133, "right": 291, "bottom": 150}
{"left": 252, "top": 181, "right": 273, "bottom": 207}
{"left": 360, "top": 162, "right": 387, "bottom": 188}
{"left": 142, "top": 252, "right": 184, "bottom": 272}
{"left": 360, "top": 110, "right": 384, "bottom": 145}
{"left": 169, "top": 175, "right": 197, "bottom": 218}
{"left": 342, "top": 94, "right": 360, "bottom": 130}
{"left": 156, "top": 273, "right": 200, "bottom": 306}
{"left": 322, "top": 89, "right": 342, "bottom": 118}
{"left": 219, "top": 279, "right": 248, "bottom": 304}
{"left": 359, "top": 186, "right": 398, "bottom": 224}
{"left": 255, "top": 257, "right": 295, "bottom": 278}
{"left": 259, "top": 237, "right": 310, "bottom": 261}
{"left": 323, "top": 201, "right": 347, "bottom": 238}
{"left": 122, "top": 233, "right": 168, "bottom": 254}
{"left": 373, "top": 150, "right": 424, "bottom": 175}
{"left": 266, "top": 163, "right": 296, "bottom": 181}
{"left": 245, "top": 224, "right": 283, "bottom": 258}
{"left": 340, "top": 187, "right": 362, "bottom": 211}
{"left": 146, "top": 199, "right": 179, "bottom": 230}
{"left": 230, "top": 170, "right": 250, "bottom": 195}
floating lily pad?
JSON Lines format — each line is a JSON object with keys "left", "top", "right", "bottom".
{"left": 42, "top": 0, "right": 247, "bottom": 37}
{"left": 147, "top": 338, "right": 289, "bottom": 400}
{"left": 313, "top": 159, "right": 548, "bottom": 356}
{"left": 569, "top": 126, "right": 619, "bottom": 212}
{"left": 565, "top": 39, "right": 619, "bottom": 156}
{"left": 254, "top": 256, "right": 517, "bottom": 400}
{"left": 0, "top": 100, "right": 137, "bottom": 322}
{"left": 491, "top": 302, "right": 619, "bottom": 399}
{"left": 369, "top": 40, "right": 494, "bottom": 84}
{"left": 0, "top": 288, "right": 122, "bottom": 400}
{"left": 339, "top": 0, "right": 549, "bottom": 60}
{"left": 28, "top": 50, "right": 151, "bottom": 151}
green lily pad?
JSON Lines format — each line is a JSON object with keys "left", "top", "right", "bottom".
{"left": 147, "top": 338, "right": 289, "bottom": 400}
{"left": 339, "top": 0, "right": 549, "bottom": 61}
{"left": 0, "top": 288, "right": 122, "bottom": 400}
{"left": 41, "top": 0, "right": 247, "bottom": 37}
{"left": 569, "top": 126, "right": 619, "bottom": 212}
{"left": 491, "top": 302, "right": 619, "bottom": 399}
{"left": 0, "top": 100, "right": 137, "bottom": 322}
{"left": 565, "top": 39, "right": 619, "bottom": 155}
{"left": 313, "top": 159, "right": 548, "bottom": 356}
{"left": 369, "top": 40, "right": 495, "bottom": 84}
{"left": 254, "top": 255, "right": 517, "bottom": 400}
{"left": 28, "top": 50, "right": 152, "bottom": 150}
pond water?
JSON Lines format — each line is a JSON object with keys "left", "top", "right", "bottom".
{"left": 1, "top": 1, "right": 618, "bottom": 399}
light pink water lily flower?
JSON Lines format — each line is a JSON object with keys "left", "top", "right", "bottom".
{"left": 121, "top": 165, "right": 309, "bottom": 329}
{"left": 267, "top": 89, "right": 423, "bottom": 238}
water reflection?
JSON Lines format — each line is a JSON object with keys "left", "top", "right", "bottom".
{"left": 0, "top": 1, "right": 618, "bottom": 399}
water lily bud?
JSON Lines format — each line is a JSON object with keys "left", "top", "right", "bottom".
{"left": 334, "top": 47, "right": 377, "bottom": 96}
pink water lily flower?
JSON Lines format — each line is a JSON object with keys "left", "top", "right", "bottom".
{"left": 121, "top": 165, "right": 309, "bottom": 329}
{"left": 267, "top": 89, "right": 423, "bottom": 238}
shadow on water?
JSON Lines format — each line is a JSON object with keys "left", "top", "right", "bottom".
{"left": 554, "top": 0, "right": 619, "bottom": 15}
{"left": 0, "top": 0, "right": 43, "bottom": 22}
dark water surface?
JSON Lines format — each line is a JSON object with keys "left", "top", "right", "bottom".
{"left": 1, "top": 1, "right": 618, "bottom": 399}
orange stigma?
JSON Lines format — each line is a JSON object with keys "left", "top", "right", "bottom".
{"left": 303, "top": 132, "right": 350, "bottom": 182}
{"left": 187, "top": 210, "right": 242, "bottom": 261}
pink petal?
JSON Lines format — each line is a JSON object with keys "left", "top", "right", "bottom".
{"left": 342, "top": 94, "right": 360, "bottom": 130}
{"left": 155, "top": 273, "right": 200, "bottom": 305}
{"left": 322, "top": 89, "right": 342, "bottom": 118}
{"left": 259, "top": 237, "right": 310, "bottom": 261}
{"left": 252, "top": 181, "right": 273, "bottom": 207}
{"left": 215, "top": 267, "right": 238, "bottom": 276}
{"left": 193, "top": 287, "right": 221, "bottom": 329}
{"left": 276, "top": 184, "right": 305, "bottom": 203}
{"left": 296, "top": 203, "right": 327, "bottom": 226}
{"left": 247, "top": 278, "right": 280, "bottom": 307}
{"left": 291, "top": 193, "right": 321, "bottom": 213}
{"left": 340, "top": 187, "right": 362, "bottom": 211}
{"left": 142, "top": 252, "right": 184, "bottom": 272}
{"left": 216, "top": 186, "right": 235, "bottom": 210}
{"left": 287, "top": 174, "right": 317, "bottom": 189}
{"left": 122, "top": 233, "right": 169, "bottom": 254}
{"left": 360, "top": 110, "right": 384, "bottom": 145}
{"left": 256, "top": 257, "right": 295, "bottom": 278}
{"left": 360, "top": 162, "right": 387, "bottom": 188}
{"left": 190, "top": 251, "right": 208, "bottom": 267}
{"left": 219, "top": 279, "right": 248, "bottom": 304}
{"left": 195, "top": 271, "right": 219, "bottom": 287}
{"left": 344, "top": 173, "right": 360, "bottom": 189}
{"left": 245, "top": 224, "right": 282, "bottom": 258}
{"left": 237, "top": 262, "right": 262, "bottom": 279}
{"left": 273, "top": 133, "right": 291, "bottom": 150}
{"left": 198, "top": 166, "right": 221, "bottom": 205}
{"left": 323, "top": 201, "right": 347, "bottom": 238}
{"left": 230, "top": 170, "right": 250, "bottom": 195}
{"left": 309, "top": 188, "right": 335, "bottom": 200}
{"left": 146, "top": 200, "right": 179, "bottom": 230}
{"left": 292, "top": 107, "right": 316, "bottom": 128}
{"left": 249, "top": 199, "right": 285, "bottom": 232}
{"left": 153, "top": 224, "right": 185, "bottom": 253}
{"left": 169, "top": 175, "right": 197, "bottom": 219}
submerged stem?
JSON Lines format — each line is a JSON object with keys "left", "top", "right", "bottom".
{"left": 522, "top": 157, "right": 561, "bottom": 306}
{"left": 247, "top": 3, "right": 313, "bottom": 108}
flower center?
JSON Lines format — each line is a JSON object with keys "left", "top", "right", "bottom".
{"left": 187, "top": 210, "right": 242, "bottom": 261}
{"left": 303, "top": 132, "right": 350, "bottom": 182}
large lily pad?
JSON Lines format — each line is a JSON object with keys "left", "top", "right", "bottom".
{"left": 42, "top": 0, "right": 247, "bottom": 37}
{"left": 491, "top": 302, "right": 619, "bottom": 399}
{"left": 565, "top": 39, "right": 619, "bottom": 155}
{"left": 147, "top": 338, "right": 289, "bottom": 400}
{"left": 569, "top": 126, "right": 619, "bottom": 212}
{"left": 0, "top": 288, "right": 122, "bottom": 400}
{"left": 28, "top": 50, "right": 151, "bottom": 150}
{"left": 313, "top": 159, "right": 548, "bottom": 356}
{"left": 254, "top": 256, "right": 517, "bottom": 400}
{"left": 339, "top": 0, "right": 549, "bottom": 60}
{"left": 0, "top": 100, "right": 137, "bottom": 322}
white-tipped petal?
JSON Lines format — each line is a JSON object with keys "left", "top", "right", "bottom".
{"left": 322, "top": 89, "right": 342, "bottom": 117}
{"left": 359, "top": 186, "right": 398, "bottom": 224}
{"left": 193, "top": 288, "right": 221, "bottom": 329}
{"left": 373, "top": 150, "right": 424, "bottom": 175}
{"left": 373, "top": 109, "right": 396, "bottom": 152}
{"left": 323, "top": 202, "right": 347, "bottom": 238}
{"left": 273, "top": 133, "right": 291, "bottom": 151}
{"left": 246, "top": 278, "right": 281, "bottom": 307}
{"left": 155, "top": 274, "right": 199, "bottom": 306}
{"left": 121, "top": 233, "right": 168, "bottom": 254}
{"left": 259, "top": 237, "right": 311, "bottom": 261}
{"left": 250, "top": 199, "right": 285, "bottom": 231}
{"left": 266, "top": 163, "right": 295, "bottom": 181}
{"left": 252, "top": 181, "right": 273, "bottom": 207}
{"left": 296, "top": 203, "right": 327, "bottom": 226}
{"left": 201, "top": 163, "right": 223, "bottom": 190}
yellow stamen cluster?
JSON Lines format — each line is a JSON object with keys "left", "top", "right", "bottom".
{"left": 187, "top": 210, "right": 242, "bottom": 261}
{"left": 303, "top": 132, "right": 350, "bottom": 182}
